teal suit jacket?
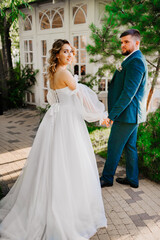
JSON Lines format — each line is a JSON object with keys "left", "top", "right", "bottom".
{"left": 108, "top": 50, "right": 148, "bottom": 124}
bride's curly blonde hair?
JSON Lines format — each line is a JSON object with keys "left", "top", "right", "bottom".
{"left": 47, "top": 39, "right": 76, "bottom": 82}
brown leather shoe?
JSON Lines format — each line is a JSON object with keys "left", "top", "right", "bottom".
{"left": 116, "top": 177, "right": 138, "bottom": 188}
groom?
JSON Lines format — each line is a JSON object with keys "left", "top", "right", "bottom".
{"left": 100, "top": 29, "right": 148, "bottom": 188}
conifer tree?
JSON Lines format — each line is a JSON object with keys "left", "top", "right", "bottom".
{"left": 86, "top": 13, "right": 122, "bottom": 89}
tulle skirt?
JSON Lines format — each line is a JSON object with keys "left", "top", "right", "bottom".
{"left": 0, "top": 103, "right": 107, "bottom": 240}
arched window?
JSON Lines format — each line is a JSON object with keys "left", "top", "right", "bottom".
{"left": 52, "top": 8, "right": 63, "bottom": 28}
{"left": 39, "top": 8, "right": 64, "bottom": 30}
{"left": 24, "top": 14, "right": 32, "bottom": 31}
{"left": 98, "top": 1, "right": 107, "bottom": 23}
{"left": 39, "top": 11, "right": 50, "bottom": 30}
{"left": 73, "top": 4, "right": 87, "bottom": 24}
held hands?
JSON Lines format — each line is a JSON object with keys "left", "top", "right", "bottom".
{"left": 101, "top": 118, "right": 113, "bottom": 127}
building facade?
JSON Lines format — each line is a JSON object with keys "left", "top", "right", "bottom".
{"left": 19, "top": 0, "right": 108, "bottom": 108}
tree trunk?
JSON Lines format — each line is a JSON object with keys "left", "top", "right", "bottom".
{"left": 146, "top": 55, "right": 160, "bottom": 111}
{"left": 2, "top": 16, "right": 13, "bottom": 77}
{"left": 0, "top": 16, "right": 13, "bottom": 109}
{"left": 0, "top": 49, "right": 4, "bottom": 113}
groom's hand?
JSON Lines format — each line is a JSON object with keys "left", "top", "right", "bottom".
{"left": 101, "top": 118, "right": 113, "bottom": 127}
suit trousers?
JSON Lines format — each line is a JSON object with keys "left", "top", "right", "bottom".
{"left": 101, "top": 121, "right": 139, "bottom": 185}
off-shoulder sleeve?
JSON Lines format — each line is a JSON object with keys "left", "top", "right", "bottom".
{"left": 76, "top": 83, "right": 108, "bottom": 123}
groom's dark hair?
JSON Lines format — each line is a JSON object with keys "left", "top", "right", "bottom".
{"left": 120, "top": 29, "right": 141, "bottom": 41}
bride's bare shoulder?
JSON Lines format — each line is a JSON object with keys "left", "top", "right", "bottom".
{"left": 56, "top": 69, "right": 73, "bottom": 79}
{"left": 56, "top": 69, "right": 76, "bottom": 90}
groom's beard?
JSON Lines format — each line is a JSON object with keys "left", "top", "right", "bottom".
{"left": 122, "top": 50, "right": 131, "bottom": 56}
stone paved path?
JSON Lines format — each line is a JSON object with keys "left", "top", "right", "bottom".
{"left": 0, "top": 109, "right": 160, "bottom": 240}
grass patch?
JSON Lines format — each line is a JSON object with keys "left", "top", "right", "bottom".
{"left": 97, "top": 150, "right": 107, "bottom": 159}
{"left": 87, "top": 123, "right": 110, "bottom": 154}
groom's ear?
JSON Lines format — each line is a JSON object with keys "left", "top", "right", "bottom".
{"left": 136, "top": 40, "right": 140, "bottom": 48}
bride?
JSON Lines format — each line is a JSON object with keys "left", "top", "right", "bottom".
{"left": 0, "top": 39, "right": 107, "bottom": 239}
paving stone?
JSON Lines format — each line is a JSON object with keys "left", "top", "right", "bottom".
{"left": 1, "top": 108, "right": 160, "bottom": 240}
{"left": 90, "top": 234, "right": 99, "bottom": 240}
{"left": 98, "top": 234, "right": 111, "bottom": 240}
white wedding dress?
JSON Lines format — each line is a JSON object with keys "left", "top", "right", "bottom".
{"left": 0, "top": 78, "right": 107, "bottom": 240}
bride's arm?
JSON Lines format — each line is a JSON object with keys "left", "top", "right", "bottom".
{"left": 76, "top": 83, "right": 108, "bottom": 123}
{"left": 59, "top": 70, "right": 76, "bottom": 90}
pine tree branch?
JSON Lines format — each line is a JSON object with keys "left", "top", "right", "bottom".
{"left": 146, "top": 59, "right": 157, "bottom": 68}
{"left": 112, "top": 0, "right": 125, "bottom": 14}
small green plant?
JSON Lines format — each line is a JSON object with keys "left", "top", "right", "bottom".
{"left": 7, "top": 62, "right": 38, "bottom": 108}
{"left": 37, "top": 104, "right": 50, "bottom": 123}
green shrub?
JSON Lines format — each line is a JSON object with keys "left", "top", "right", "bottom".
{"left": 7, "top": 62, "right": 38, "bottom": 108}
{"left": 37, "top": 104, "right": 50, "bottom": 124}
{"left": 86, "top": 122, "right": 102, "bottom": 133}
{"left": 137, "top": 106, "right": 160, "bottom": 182}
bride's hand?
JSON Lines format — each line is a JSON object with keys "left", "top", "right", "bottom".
{"left": 101, "top": 118, "right": 113, "bottom": 127}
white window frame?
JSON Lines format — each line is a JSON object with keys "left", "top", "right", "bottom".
{"left": 72, "top": 33, "right": 88, "bottom": 78}
{"left": 70, "top": 1, "right": 88, "bottom": 31}
{"left": 36, "top": 3, "right": 65, "bottom": 35}
{"left": 21, "top": 38, "right": 36, "bottom": 105}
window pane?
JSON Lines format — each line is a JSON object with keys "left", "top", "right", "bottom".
{"left": 75, "top": 50, "right": 79, "bottom": 63}
{"left": 39, "top": 12, "right": 43, "bottom": 21}
{"left": 25, "top": 53, "right": 28, "bottom": 63}
{"left": 81, "top": 65, "right": 86, "bottom": 75}
{"left": 51, "top": 9, "right": 55, "bottom": 17}
{"left": 73, "top": 7, "right": 78, "bottom": 17}
{"left": 52, "top": 13, "right": 63, "bottom": 28}
{"left": 82, "top": 4, "right": 87, "bottom": 16}
{"left": 46, "top": 11, "right": 50, "bottom": 19}
{"left": 80, "top": 36, "right": 86, "bottom": 49}
{"left": 24, "top": 17, "right": 32, "bottom": 31}
{"left": 42, "top": 57, "right": 47, "bottom": 72}
{"left": 28, "top": 15, "right": 32, "bottom": 22}
{"left": 80, "top": 50, "right": 86, "bottom": 63}
{"left": 24, "top": 40, "right": 28, "bottom": 51}
{"left": 40, "top": 13, "right": 50, "bottom": 30}
{"left": 29, "top": 40, "right": 32, "bottom": 51}
{"left": 74, "top": 36, "right": 79, "bottom": 49}
{"left": 31, "top": 93, "right": 35, "bottom": 103}
{"left": 74, "top": 65, "right": 79, "bottom": 75}
{"left": 74, "top": 8, "right": 86, "bottom": 24}
{"left": 27, "top": 92, "right": 30, "bottom": 102}
{"left": 42, "top": 40, "right": 47, "bottom": 56}
{"left": 30, "top": 64, "right": 33, "bottom": 70}
{"left": 30, "top": 53, "right": 33, "bottom": 63}
{"left": 59, "top": 8, "right": 64, "bottom": 19}
{"left": 43, "top": 74, "right": 48, "bottom": 88}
